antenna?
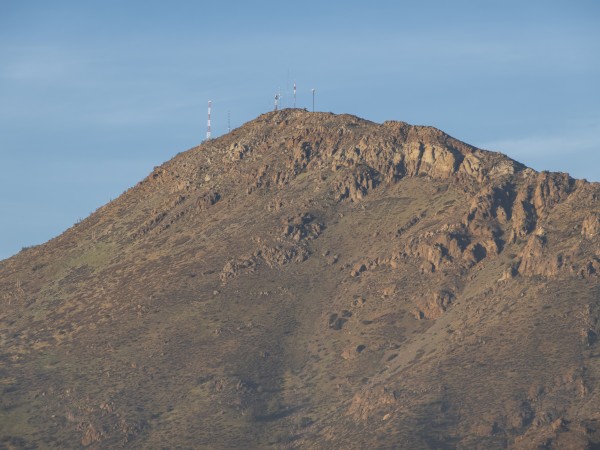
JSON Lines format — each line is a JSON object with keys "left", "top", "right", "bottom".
{"left": 294, "top": 81, "right": 297, "bottom": 108}
{"left": 206, "top": 100, "right": 212, "bottom": 140}
{"left": 228, "top": 111, "right": 231, "bottom": 133}
{"left": 274, "top": 93, "right": 280, "bottom": 111}
{"left": 312, "top": 88, "right": 315, "bottom": 112}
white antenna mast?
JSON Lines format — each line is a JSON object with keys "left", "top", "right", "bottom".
{"left": 206, "top": 100, "right": 212, "bottom": 140}
{"left": 294, "top": 81, "right": 297, "bottom": 108}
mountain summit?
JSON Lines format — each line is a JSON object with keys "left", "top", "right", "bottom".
{"left": 1, "top": 110, "right": 599, "bottom": 449}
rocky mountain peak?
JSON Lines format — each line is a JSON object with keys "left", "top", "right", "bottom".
{"left": 1, "top": 111, "right": 599, "bottom": 449}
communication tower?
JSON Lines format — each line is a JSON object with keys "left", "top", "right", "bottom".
{"left": 206, "top": 100, "right": 212, "bottom": 140}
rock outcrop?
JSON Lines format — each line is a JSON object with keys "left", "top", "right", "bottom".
{"left": 582, "top": 212, "right": 600, "bottom": 238}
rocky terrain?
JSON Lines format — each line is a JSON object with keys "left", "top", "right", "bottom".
{"left": 1, "top": 109, "right": 599, "bottom": 449}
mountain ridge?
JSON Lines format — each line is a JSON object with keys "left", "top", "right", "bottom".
{"left": 1, "top": 109, "right": 599, "bottom": 449}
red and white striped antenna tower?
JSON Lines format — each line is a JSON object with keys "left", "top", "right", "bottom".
{"left": 206, "top": 100, "right": 212, "bottom": 140}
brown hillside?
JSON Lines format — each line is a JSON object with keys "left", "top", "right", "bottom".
{"left": 1, "top": 109, "right": 599, "bottom": 449}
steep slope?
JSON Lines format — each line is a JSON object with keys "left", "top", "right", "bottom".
{"left": 1, "top": 109, "right": 599, "bottom": 449}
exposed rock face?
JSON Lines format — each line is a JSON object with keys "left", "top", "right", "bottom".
{"left": 1, "top": 109, "right": 599, "bottom": 449}
{"left": 517, "top": 234, "right": 555, "bottom": 277}
{"left": 532, "top": 171, "right": 575, "bottom": 215}
{"left": 281, "top": 212, "right": 323, "bottom": 241}
{"left": 197, "top": 190, "right": 221, "bottom": 210}
{"left": 220, "top": 243, "right": 308, "bottom": 283}
{"left": 333, "top": 164, "right": 379, "bottom": 202}
{"left": 416, "top": 290, "right": 455, "bottom": 320}
{"left": 582, "top": 212, "right": 600, "bottom": 238}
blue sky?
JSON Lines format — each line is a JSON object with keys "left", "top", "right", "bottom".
{"left": 1, "top": 0, "right": 599, "bottom": 259}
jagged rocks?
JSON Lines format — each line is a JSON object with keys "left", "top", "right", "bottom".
{"left": 532, "top": 172, "right": 574, "bottom": 215}
{"left": 510, "top": 185, "right": 538, "bottom": 241}
{"left": 281, "top": 213, "right": 324, "bottom": 241}
{"left": 465, "top": 183, "right": 514, "bottom": 228}
{"left": 458, "top": 153, "right": 483, "bottom": 179}
{"left": 498, "top": 262, "right": 519, "bottom": 282}
{"left": 220, "top": 244, "right": 309, "bottom": 283}
{"left": 197, "top": 190, "right": 221, "bottom": 210}
{"left": 332, "top": 164, "right": 379, "bottom": 202}
{"left": 396, "top": 213, "right": 424, "bottom": 237}
{"left": 582, "top": 212, "right": 600, "bottom": 238}
{"left": 517, "top": 234, "right": 558, "bottom": 277}
{"left": 403, "top": 224, "right": 498, "bottom": 272}
{"left": 220, "top": 254, "right": 257, "bottom": 282}
{"left": 258, "top": 244, "right": 308, "bottom": 268}
{"left": 246, "top": 165, "right": 269, "bottom": 193}
{"left": 134, "top": 211, "right": 167, "bottom": 237}
{"left": 133, "top": 189, "right": 220, "bottom": 239}
{"left": 227, "top": 141, "right": 253, "bottom": 161}
{"left": 510, "top": 172, "right": 575, "bottom": 242}
{"left": 512, "top": 419, "right": 595, "bottom": 450}
{"left": 287, "top": 141, "right": 313, "bottom": 174}
{"left": 414, "top": 290, "right": 455, "bottom": 320}
{"left": 517, "top": 232, "right": 600, "bottom": 279}
{"left": 411, "top": 143, "right": 463, "bottom": 178}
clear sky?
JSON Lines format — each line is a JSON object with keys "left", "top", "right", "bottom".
{"left": 1, "top": 0, "right": 599, "bottom": 260}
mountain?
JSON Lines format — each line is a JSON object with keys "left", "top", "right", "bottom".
{"left": 1, "top": 109, "right": 599, "bottom": 449}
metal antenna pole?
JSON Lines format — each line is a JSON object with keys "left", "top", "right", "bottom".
{"left": 228, "top": 111, "right": 231, "bottom": 133}
{"left": 312, "top": 88, "right": 315, "bottom": 112}
{"left": 294, "top": 81, "right": 297, "bottom": 108}
{"left": 206, "top": 100, "right": 212, "bottom": 140}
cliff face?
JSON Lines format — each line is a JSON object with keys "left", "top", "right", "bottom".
{"left": 1, "top": 109, "right": 599, "bottom": 449}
